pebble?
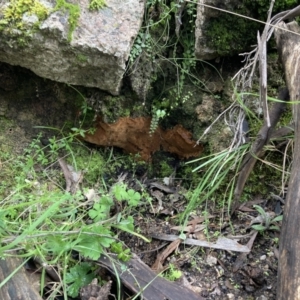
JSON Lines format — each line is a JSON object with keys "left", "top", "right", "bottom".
{"left": 256, "top": 296, "right": 268, "bottom": 300}
{"left": 206, "top": 255, "right": 217, "bottom": 266}
{"left": 260, "top": 255, "right": 267, "bottom": 261}
{"left": 227, "top": 293, "right": 235, "bottom": 299}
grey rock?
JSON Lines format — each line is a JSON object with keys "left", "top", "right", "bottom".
{"left": 0, "top": 0, "right": 144, "bottom": 95}
{"left": 195, "top": 0, "right": 238, "bottom": 60}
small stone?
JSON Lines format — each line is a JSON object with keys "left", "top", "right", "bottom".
{"left": 22, "top": 13, "right": 39, "bottom": 25}
{"left": 206, "top": 255, "right": 217, "bottom": 266}
{"left": 260, "top": 255, "right": 267, "bottom": 261}
{"left": 227, "top": 293, "right": 235, "bottom": 300}
{"left": 263, "top": 264, "right": 269, "bottom": 271}
{"left": 256, "top": 296, "right": 268, "bottom": 300}
{"left": 169, "top": 257, "right": 176, "bottom": 263}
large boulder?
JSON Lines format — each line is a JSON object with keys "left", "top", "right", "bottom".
{"left": 0, "top": 0, "right": 144, "bottom": 95}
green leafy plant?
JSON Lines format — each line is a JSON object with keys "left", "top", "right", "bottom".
{"left": 111, "top": 241, "right": 131, "bottom": 261}
{"left": 0, "top": 125, "right": 149, "bottom": 298}
{"left": 251, "top": 205, "right": 283, "bottom": 233}
{"left": 65, "top": 262, "right": 95, "bottom": 297}
{"left": 184, "top": 144, "right": 250, "bottom": 223}
{"left": 88, "top": 195, "right": 113, "bottom": 222}
{"left": 129, "top": 0, "right": 206, "bottom": 116}
{"left": 113, "top": 183, "right": 142, "bottom": 207}
{"left": 129, "top": 31, "right": 152, "bottom": 63}
{"left": 163, "top": 264, "right": 182, "bottom": 281}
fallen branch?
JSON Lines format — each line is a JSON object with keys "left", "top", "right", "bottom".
{"left": 0, "top": 256, "right": 42, "bottom": 300}
{"left": 97, "top": 254, "right": 204, "bottom": 300}
{"left": 150, "top": 233, "right": 250, "bottom": 253}
{"left": 231, "top": 88, "right": 289, "bottom": 213}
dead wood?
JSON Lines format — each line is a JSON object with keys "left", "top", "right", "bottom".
{"left": 229, "top": 3, "right": 300, "bottom": 213}
{"left": 151, "top": 238, "right": 182, "bottom": 272}
{"left": 231, "top": 88, "right": 289, "bottom": 213}
{"left": 58, "top": 157, "right": 83, "bottom": 194}
{"left": 229, "top": 4, "right": 300, "bottom": 153}
{"left": 0, "top": 257, "right": 42, "bottom": 300}
{"left": 150, "top": 233, "right": 250, "bottom": 252}
{"left": 97, "top": 254, "right": 204, "bottom": 300}
{"left": 274, "top": 21, "right": 300, "bottom": 300}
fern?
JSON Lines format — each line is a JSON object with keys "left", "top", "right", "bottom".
{"left": 149, "top": 109, "right": 166, "bottom": 136}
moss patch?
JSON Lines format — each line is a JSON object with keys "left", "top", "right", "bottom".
{"left": 0, "top": 0, "right": 107, "bottom": 44}
{"left": 53, "top": 0, "right": 80, "bottom": 41}
{"left": 89, "top": 0, "right": 106, "bottom": 11}
{"left": 0, "top": 0, "right": 49, "bottom": 45}
{"left": 206, "top": 0, "right": 299, "bottom": 56}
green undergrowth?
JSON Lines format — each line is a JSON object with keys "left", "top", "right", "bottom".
{"left": 181, "top": 93, "right": 293, "bottom": 225}
{"left": 0, "top": 130, "right": 151, "bottom": 299}
{"left": 128, "top": 0, "right": 221, "bottom": 131}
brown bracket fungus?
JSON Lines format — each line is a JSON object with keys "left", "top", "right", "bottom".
{"left": 83, "top": 117, "right": 203, "bottom": 161}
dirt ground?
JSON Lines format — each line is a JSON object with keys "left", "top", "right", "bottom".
{"left": 114, "top": 174, "right": 281, "bottom": 300}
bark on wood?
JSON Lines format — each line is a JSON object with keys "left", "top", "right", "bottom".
{"left": 0, "top": 257, "right": 42, "bottom": 300}
{"left": 275, "top": 21, "right": 300, "bottom": 300}
{"left": 97, "top": 254, "right": 204, "bottom": 300}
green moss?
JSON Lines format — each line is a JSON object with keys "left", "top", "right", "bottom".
{"left": 53, "top": 0, "right": 80, "bottom": 41}
{"left": 2, "top": 0, "right": 48, "bottom": 25}
{"left": 0, "top": 0, "right": 79, "bottom": 44}
{"left": 89, "top": 0, "right": 106, "bottom": 11}
{"left": 243, "top": 0, "right": 298, "bottom": 17}
{"left": 67, "top": 146, "right": 106, "bottom": 185}
{"left": 76, "top": 54, "right": 88, "bottom": 63}
{"left": 206, "top": 0, "right": 299, "bottom": 56}
{"left": 159, "top": 160, "right": 174, "bottom": 178}
{"left": 53, "top": 0, "right": 107, "bottom": 41}
{"left": 0, "top": 0, "right": 49, "bottom": 45}
{"left": 0, "top": 0, "right": 107, "bottom": 44}
{"left": 206, "top": 13, "right": 256, "bottom": 56}
{"left": 97, "top": 94, "right": 145, "bottom": 123}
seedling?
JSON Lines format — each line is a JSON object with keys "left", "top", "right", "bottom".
{"left": 251, "top": 205, "right": 283, "bottom": 233}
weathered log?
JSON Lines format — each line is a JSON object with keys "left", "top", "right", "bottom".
{"left": 97, "top": 254, "right": 204, "bottom": 300}
{"left": 0, "top": 257, "right": 42, "bottom": 300}
{"left": 275, "top": 21, "right": 300, "bottom": 299}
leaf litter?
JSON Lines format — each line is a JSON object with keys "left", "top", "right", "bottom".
{"left": 23, "top": 156, "right": 281, "bottom": 299}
